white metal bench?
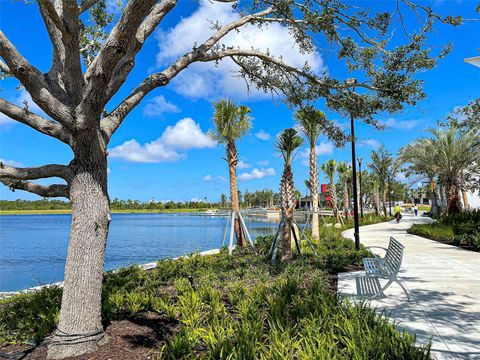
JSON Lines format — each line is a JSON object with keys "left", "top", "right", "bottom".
{"left": 363, "top": 237, "right": 410, "bottom": 301}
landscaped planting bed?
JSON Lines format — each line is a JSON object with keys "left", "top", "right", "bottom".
{"left": 1, "top": 235, "right": 430, "bottom": 359}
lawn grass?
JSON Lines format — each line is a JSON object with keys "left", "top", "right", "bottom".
{"left": 1, "top": 234, "right": 430, "bottom": 359}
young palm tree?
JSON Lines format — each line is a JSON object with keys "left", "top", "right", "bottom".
{"left": 336, "top": 161, "right": 351, "bottom": 221}
{"left": 294, "top": 109, "right": 326, "bottom": 240}
{"left": 368, "top": 146, "right": 393, "bottom": 216}
{"left": 277, "top": 128, "right": 304, "bottom": 261}
{"left": 211, "top": 99, "right": 252, "bottom": 247}
{"left": 398, "top": 139, "right": 440, "bottom": 215}
{"left": 321, "top": 159, "right": 339, "bottom": 223}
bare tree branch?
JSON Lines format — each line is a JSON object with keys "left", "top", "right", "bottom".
{"left": 0, "top": 98, "right": 70, "bottom": 143}
{"left": 0, "top": 163, "right": 72, "bottom": 181}
{"left": 79, "top": 0, "right": 100, "bottom": 14}
{"left": 0, "top": 96, "right": 70, "bottom": 140}
{"left": 81, "top": 0, "right": 157, "bottom": 124}
{"left": 0, "top": 178, "right": 69, "bottom": 198}
{"left": 0, "top": 31, "right": 74, "bottom": 126}
{"left": 104, "top": 0, "right": 177, "bottom": 102}
{"left": 101, "top": 4, "right": 274, "bottom": 139}
{"left": 0, "top": 59, "right": 10, "bottom": 74}
{"left": 37, "top": 0, "right": 66, "bottom": 34}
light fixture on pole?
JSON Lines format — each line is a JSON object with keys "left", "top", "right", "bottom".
{"left": 357, "top": 157, "right": 363, "bottom": 218}
{"left": 346, "top": 78, "right": 361, "bottom": 250}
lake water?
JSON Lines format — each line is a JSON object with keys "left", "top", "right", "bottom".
{"left": 0, "top": 213, "right": 279, "bottom": 292}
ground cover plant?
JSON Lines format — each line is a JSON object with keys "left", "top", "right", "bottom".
{"left": 1, "top": 233, "right": 430, "bottom": 359}
{"left": 408, "top": 210, "right": 480, "bottom": 252}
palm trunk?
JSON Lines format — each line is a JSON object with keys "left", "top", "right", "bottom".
{"left": 281, "top": 165, "right": 294, "bottom": 261}
{"left": 373, "top": 189, "right": 380, "bottom": 216}
{"left": 227, "top": 140, "right": 245, "bottom": 248}
{"left": 462, "top": 189, "right": 470, "bottom": 210}
{"left": 343, "top": 180, "right": 350, "bottom": 221}
{"left": 329, "top": 180, "right": 339, "bottom": 223}
{"left": 429, "top": 179, "right": 439, "bottom": 216}
{"left": 48, "top": 131, "right": 110, "bottom": 359}
{"left": 381, "top": 188, "right": 388, "bottom": 216}
{"left": 446, "top": 180, "right": 462, "bottom": 215}
{"left": 439, "top": 185, "right": 445, "bottom": 210}
{"left": 309, "top": 144, "right": 319, "bottom": 240}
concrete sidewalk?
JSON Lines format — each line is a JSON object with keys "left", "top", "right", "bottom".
{"left": 338, "top": 215, "right": 480, "bottom": 360}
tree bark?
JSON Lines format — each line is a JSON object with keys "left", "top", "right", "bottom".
{"left": 48, "top": 130, "right": 110, "bottom": 359}
{"left": 462, "top": 189, "right": 470, "bottom": 210}
{"left": 446, "top": 180, "right": 462, "bottom": 215}
{"left": 381, "top": 188, "right": 388, "bottom": 216}
{"left": 281, "top": 165, "right": 294, "bottom": 261}
{"left": 309, "top": 144, "right": 319, "bottom": 240}
{"left": 373, "top": 188, "right": 380, "bottom": 216}
{"left": 343, "top": 180, "right": 350, "bottom": 221}
{"left": 226, "top": 140, "right": 245, "bottom": 248}
{"left": 329, "top": 180, "right": 339, "bottom": 223}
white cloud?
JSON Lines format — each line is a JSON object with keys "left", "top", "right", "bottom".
{"left": 218, "top": 176, "right": 227, "bottom": 181}
{"left": 254, "top": 130, "right": 270, "bottom": 141}
{"left": 359, "top": 139, "right": 381, "bottom": 148}
{"left": 237, "top": 160, "right": 251, "bottom": 169}
{"left": 202, "top": 174, "right": 214, "bottom": 181}
{"left": 383, "top": 118, "right": 420, "bottom": 130}
{"left": 109, "top": 118, "right": 215, "bottom": 163}
{"left": 155, "top": 0, "right": 325, "bottom": 99}
{"left": 0, "top": 158, "right": 24, "bottom": 167}
{"left": 190, "top": 197, "right": 206, "bottom": 202}
{"left": 107, "top": 167, "right": 111, "bottom": 175}
{"left": 300, "top": 141, "right": 334, "bottom": 165}
{"left": 238, "top": 167, "right": 275, "bottom": 181}
{"left": 143, "top": 95, "right": 180, "bottom": 117}
{"left": 257, "top": 160, "right": 269, "bottom": 166}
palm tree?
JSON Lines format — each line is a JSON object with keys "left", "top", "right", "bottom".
{"left": 321, "top": 159, "right": 339, "bottom": 223}
{"left": 294, "top": 109, "right": 326, "bottom": 240}
{"left": 277, "top": 128, "right": 303, "bottom": 261}
{"left": 336, "top": 161, "right": 351, "bottom": 221}
{"left": 398, "top": 139, "right": 440, "bottom": 215}
{"left": 211, "top": 99, "right": 252, "bottom": 247}
{"left": 425, "top": 128, "right": 479, "bottom": 214}
{"left": 368, "top": 146, "right": 393, "bottom": 216}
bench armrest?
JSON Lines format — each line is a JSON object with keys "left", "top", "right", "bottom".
{"left": 366, "top": 246, "right": 388, "bottom": 257}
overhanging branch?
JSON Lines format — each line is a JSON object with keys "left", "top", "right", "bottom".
{"left": 0, "top": 163, "right": 72, "bottom": 182}
{"left": 0, "top": 98, "right": 70, "bottom": 143}
{"left": 0, "top": 178, "right": 69, "bottom": 198}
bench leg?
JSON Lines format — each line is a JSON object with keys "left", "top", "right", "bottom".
{"left": 395, "top": 279, "right": 411, "bottom": 302}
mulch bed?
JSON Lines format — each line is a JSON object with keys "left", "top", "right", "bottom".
{"left": 14, "top": 312, "right": 178, "bottom": 360}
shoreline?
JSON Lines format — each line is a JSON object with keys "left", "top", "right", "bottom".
{"left": 0, "top": 248, "right": 222, "bottom": 299}
{"left": 0, "top": 208, "right": 208, "bottom": 215}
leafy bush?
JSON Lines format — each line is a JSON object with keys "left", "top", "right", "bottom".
{"left": 409, "top": 210, "right": 480, "bottom": 251}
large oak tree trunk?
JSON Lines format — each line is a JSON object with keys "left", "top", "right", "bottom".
{"left": 309, "top": 144, "right": 319, "bottom": 240}
{"left": 48, "top": 130, "right": 110, "bottom": 359}
{"left": 227, "top": 141, "right": 245, "bottom": 248}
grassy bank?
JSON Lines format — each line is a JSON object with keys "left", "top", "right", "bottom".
{"left": 0, "top": 233, "right": 430, "bottom": 359}
{"left": 408, "top": 210, "right": 480, "bottom": 252}
{"left": 0, "top": 208, "right": 208, "bottom": 215}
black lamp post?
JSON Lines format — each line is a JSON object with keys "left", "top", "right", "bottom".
{"left": 357, "top": 157, "right": 363, "bottom": 218}
{"left": 346, "top": 78, "right": 360, "bottom": 251}
{"left": 388, "top": 176, "right": 392, "bottom": 216}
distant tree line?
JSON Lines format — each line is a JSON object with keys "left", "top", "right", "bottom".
{"left": 0, "top": 199, "right": 210, "bottom": 211}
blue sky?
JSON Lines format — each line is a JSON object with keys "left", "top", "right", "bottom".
{"left": 0, "top": 0, "right": 479, "bottom": 202}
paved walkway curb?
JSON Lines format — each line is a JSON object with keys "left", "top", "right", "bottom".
{"left": 338, "top": 215, "right": 480, "bottom": 360}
